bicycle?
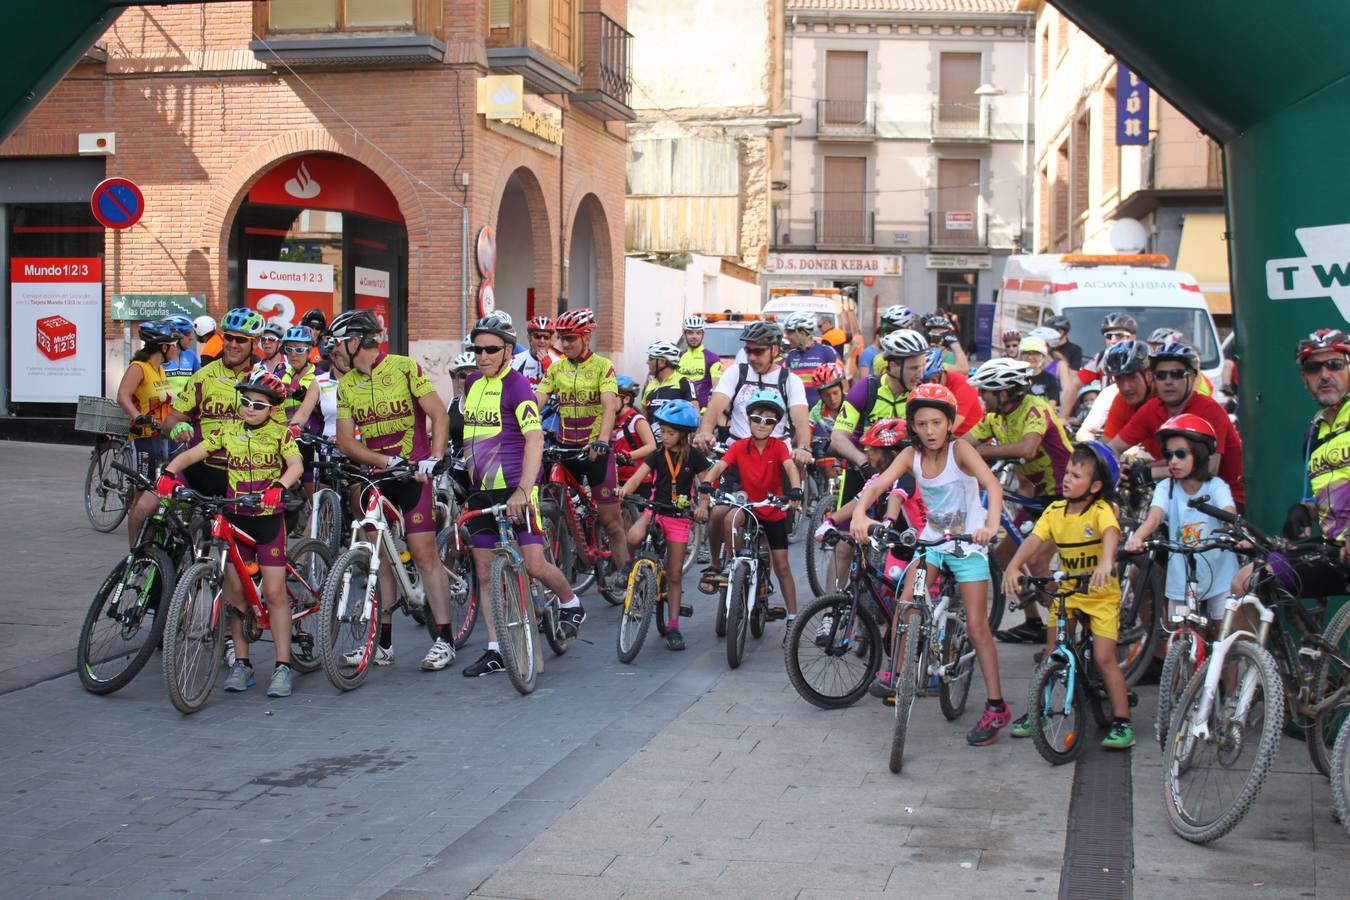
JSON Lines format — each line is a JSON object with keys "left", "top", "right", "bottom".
{"left": 615, "top": 497, "right": 693, "bottom": 664}
{"left": 712, "top": 490, "right": 791, "bottom": 670}
{"left": 295, "top": 433, "right": 349, "bottom": 556}
{"left": 317, "top": 463, "right": 475, "bottom": 691}
{"left": 459, "top": 501, "right": 573, "bottom": 696}
{"left": 804, "top": 452, "right": 846, "bottom": 597}
{"left": 76, "top": 462, "right": 206, "bottom": 694}
{"left": 539, "top": 442, "right": 622, "bottom": 604}
{"left": 75, "top": 396, "right": 136, "bottom": 532}
{"left": 162, "top": 490, "right": 332, "bottom": 714}
{"left": 876, "top": 527, "right": 977, "bottom": 774}
{"left": 1021, "top": 572, "right": 1139, "bottom": 766}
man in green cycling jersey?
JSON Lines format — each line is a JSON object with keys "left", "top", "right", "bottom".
{"left": 328, "top": 309, "right": 458, "bottom": 673}
{"left": 677, "top": 315, "right": 724, "bottom": 409}
{"left": 536, "top": 306, "right": 630, "bottom": 581}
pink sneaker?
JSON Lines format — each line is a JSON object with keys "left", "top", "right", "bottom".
{"left": 966, "top": 703, "right": 1012, "bottom": 746}
{"left": 868, "top": 667, "right": 896, "bottom": 699}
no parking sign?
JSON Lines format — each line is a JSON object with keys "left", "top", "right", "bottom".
{"left": 90, "top": 177, "right": 144, "bottom": 230}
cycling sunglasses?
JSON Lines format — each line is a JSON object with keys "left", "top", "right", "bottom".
{"left": 1152, "top": 369, "right": 1191, "bottom": 381}
{"left": 238, "top": 397, "right": 274, "bottom": 411}
{"left": 1162, "top": 448, "right": 1189, "bottom": 461}
{"left": 222, "top": 333, "right": 252, "bottom": 345}
{"left": 1104, "top": 331, "right": 1133, "bottom": 341}
{"left": 748, "top": 414, "right": 779, "bottom": 426}
{"left": 1301, "top": 358, "right": 1349, "bottom": 375}
{"left": 468, "top": 344, "right": 507, "bottom": 355}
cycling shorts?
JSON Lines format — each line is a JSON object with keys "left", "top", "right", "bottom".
{"left": 835, "top": 467, "right": 865, "bottom": 511}
{"left": 760, "top": 518, "right": 789, "bottom": 551}
{"left": 655, "top": 513, "right": 691, "bottom": 545}
{"left": 299, "top": 440, "right": 316, "bottom": 485}
{"left": 371, "top": 476, "right": 436, "bottom": 536}
{"left": 559, "top": 448, "right": 620, "bottom": 505}
{"left": 184, "top": 461, "right": 229, "bottom": 498}
{"left": 133, "top": 436, "right": 171, "bottom": 482}
{"left": 924, "top": 548, "right": 990, "bottom": 583}
{"left": 464, "top": 486, "right": 544, "bottom": 550}
{"left": 227, "top": 512, "right": 286, "bottom": 569}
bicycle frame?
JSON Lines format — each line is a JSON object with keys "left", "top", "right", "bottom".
{"left": 542, "top": 449, "right": 610, "bottom": 568}
{"left": 205, "top": 510, "right": 323, "bottom": 635}
{"left": 335, "top": 481, "right": 426, "bottom": 623}
{"left": 720, "top": 498, "right": 775, "bottom": 622}
{"left": 1182, "top": 591, "right": 1276, "bottom": 741}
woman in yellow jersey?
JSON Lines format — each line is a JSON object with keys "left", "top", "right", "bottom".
{"left": 117, "top": 319, "right": 180, "bottom": 547}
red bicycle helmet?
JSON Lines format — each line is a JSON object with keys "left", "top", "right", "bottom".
{"left": 554, "top": 307, "right": 596, "bottom": 336}
{"left": 1295, "top": 328, "right": 1350, "bottom": 363}
{"left": 813, "top": 361, "right": 846, "bottom": 390}
{"left": 861, "top": 417, "right": 907, "bottom": 448}
{"left": 1001, "top": 328, "right": 1023, "bottom": 345}
{"left": 525, "top": 315, "right": 554, "bottom": 333}
{"left": 905, "top": 382, "right": 958, "bottom": 421}
{"left": 237, "top": 370, "right": 288, "bottom": 403}
{"left": 1156, "top": 413, "right": 1218, "bottom": 452}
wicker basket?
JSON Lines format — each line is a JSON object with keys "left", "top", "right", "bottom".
{"left": 75, "top": 396, "right": 129, "bottom": 435}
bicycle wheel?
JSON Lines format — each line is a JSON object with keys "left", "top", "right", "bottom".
{"left": 617, "top": 557, "right": 658, "bottom": 664}
{"left": 985, "top": 548, "right": 1007, "bottom": 634}
{"left": 715, "top": 584, "right": 728, "bottom": 638}
{"left": 938, "top": 612, "right": 974, "bottom": 721}
{"left": 317, "top": 545, "right": 380, "bottom": 691}
{"left": 541, "top": 601, "right": 570, "bottom": 657}
{"left": 1331, "top": 713, "right": 1350, "bottom": 839}
{"left": 283, "top": 539, "right": 332, "bottom": 674}
{"left": 312, "top": 488, "right": 345, "bottom": 556}
{"left": 1156, "top": 633, "right": 1200, "bottom": 751}
{"left": 162, "top": 560, "right": 225, "bottom": 715}
{"left": 749, "top": 582, "right": 767, "bottom": 639}
{"left": 1163, "top": 641, "right": 1284, "bottom": 843}
{"left": 85, "top": 439, "right": 132, "bottom": 532}
{"left": 490, "top": 553, "right": 538, "bottom": 695}
{"left": 546, "top": 497, "right": 595, "bottom": 595}
{"left": 435, "top": 524, "right": 480, "bottom": 650}
{"left": 683, "top": 520, "right": 704, "bottom": 574}
{"left": 1116, "top": 553, "right": 1163, "bottom": 687}
{"left": 725, "top": 563, "right": 751, "bottom": 669}
{"left": 655, "top": 569, "right": 670, "bottom": 637}
{"left": 1309, "top": 599, "right": 1350, "bottom": 777}
{"left": 785, "top": 593, "right": 882, "bottom": 709}
{"left": 889, "top": 608, "right": 925, "bottom": 774}
{"left": 590, "top": 517, "right": 624, "bottom": 606}
{"left": 1027, "top": 655, "right": 1088, "bottom": 765}
{"left": 805, "top": 501, "right": 840, "bottom": 597}
{"left": 77, "top": 547, "right": 174, "bottom": 694}
{"left": 788, "top": 478, "right": 813, "bottom": 544}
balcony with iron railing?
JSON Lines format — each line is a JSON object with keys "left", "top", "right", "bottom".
{"left": 815, "top": 98, "right": 876, "bottom": 140}
{"left": 930, "top": 100, "right": 991, "bottom": 142}
{"left": 927, "top": 209, "right": 988, "bottom": 248}
{"left": 572, "top": 12, "right": 633, "bottom": 121}
{"left": 815, "top": 209, "right": 875, "bottom": 247}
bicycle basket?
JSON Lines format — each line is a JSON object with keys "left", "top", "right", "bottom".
{"left": 75, "top": 395, "right": 130, "bottom": 434}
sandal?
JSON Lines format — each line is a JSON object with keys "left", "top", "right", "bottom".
{"left": 697, "top": 566, "right": 724, "bottom": 595}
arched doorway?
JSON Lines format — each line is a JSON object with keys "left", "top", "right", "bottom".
{"left": 493, "top": 167, "right": 551, "bottom": 328}
{"left": 566, "top": 193, "right": 611, "bottom": 316}
{"left": 228, "top": 153, "right": 408, "bottom": 350}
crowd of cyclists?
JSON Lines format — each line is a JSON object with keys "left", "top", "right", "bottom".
{"left": 108, "top": 298, "right": 1350, "bottom": 779}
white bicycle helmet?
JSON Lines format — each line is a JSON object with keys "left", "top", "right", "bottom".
{"left": 969, "top": 357, "right": 1033, "bottom": 391}
{"left": 782, "top": 312, "right": 817, "bottom": 333}
{"left": 1028, "top": 325, "right": 1060, "bottom": 345}
{"left": 879, "top": 328, "right": 930, "bottom": 360}
{"left": 683, "top": 314, "right": 707, "bottom": 331}
{"left": 646, "top": 339, "right": 682, "bottom": 364}
{"left": 879, "top": 305, "right": 917, "bottom": 332}
{"left": 193, "top": 315, "right": 216, "bottom": 339}
{"left": 452, "top": 351, "right": 478, "bottom": 373}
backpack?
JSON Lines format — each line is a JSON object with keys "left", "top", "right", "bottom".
{"left": 731, "top": 362, "right": 793, "bottom": 419}
{"left": 859, "top": 375, "right": 905, "bottom": 427}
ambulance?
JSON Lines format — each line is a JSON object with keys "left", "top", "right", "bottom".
{"left": 996, "top": 252, "right": 1224, "bottom": 383}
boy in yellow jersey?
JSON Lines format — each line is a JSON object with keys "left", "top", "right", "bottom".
{"left": 158, "top": 371, "right": 304, "bottom": 698}
{"left": 1001, "top": 442, "right": 1135, "bottom": 750}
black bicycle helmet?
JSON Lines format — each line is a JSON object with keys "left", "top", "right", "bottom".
{"left": 740, "top": 320, "right": 783, "bottom": 345}
{"left": 470, "top": 311, "right": 517, "bottom": 344}
{"left": 328, "top": 309, "right": 382, "bottom": 339}
{"left": 1101, "top": 312, "right": 1138, "bottom": 335}
{"left": 1044, "top": 314, "right": 1071, "bottom": 333}
{"left": 138, "top": 320, "right": 178, "bottom": 345}
{"left": 1102, "top": 339, "right": 1151, "bottom": 377}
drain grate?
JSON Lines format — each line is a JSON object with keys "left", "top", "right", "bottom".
{"left": 1059, "top": 743, "right": 1132, "bottom": 899}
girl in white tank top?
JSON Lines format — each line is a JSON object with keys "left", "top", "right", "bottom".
{"left": 848, "top": 383, "right": 1015, "bottom": 747}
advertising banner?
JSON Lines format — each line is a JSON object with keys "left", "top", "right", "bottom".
{"left": 1116, "top": 63, "right": 1150, "bottom": 145}
{"left": 10, "top": 257, "right": 103, "bottom": 403}
{"left": 353, "top": 265, "right": 391, "bottom": 354}
{"left": 246, "top": 259, "right": 334, "bottom": 330}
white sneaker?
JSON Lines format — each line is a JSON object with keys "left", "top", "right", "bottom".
{"left": 814, "top": 520, "right": 837, "bottom": 542}
{"left": 341, "top": 644, "right": 393, "bottom": 667}
{"left": 814, "top": 614, "right": 834, "bottom": 647}
{"left": 420, "top": 638, "right": 455, "bottom": 671}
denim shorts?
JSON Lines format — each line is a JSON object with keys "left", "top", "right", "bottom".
{"left": 924, "top": 547, "right": 990, "bottom": 584}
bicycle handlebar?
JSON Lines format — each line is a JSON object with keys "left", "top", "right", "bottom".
{"left": 457, "top": 502, "right": 537, "bottom": 534}
{"left": 624, "top": 495, "right": 692, "bottom": 518}
{"left": 1186, "top": 495, "right": 1281, "bottom": 551}
{"left": 709, "top": 490, "right": 790, "bottom": 510}
{"left": 868, "top": 524, "right": 974, "bottom": 550}
{"left": 1020, "top": 572, "right": 1092, "bottom": 593}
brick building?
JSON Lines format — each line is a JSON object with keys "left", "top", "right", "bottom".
{"left": 0, "top": 0, "right": 632, "bottom": 415}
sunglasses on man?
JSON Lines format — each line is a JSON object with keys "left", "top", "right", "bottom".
{"left": 1152, "top": 368, "right": 1191, "bottom": 382}
{"left": 1301, "top": 358, "right": 1349, "bottom": 375}
{"left": 468, "top": 344, "right": 506, "bottom": 355}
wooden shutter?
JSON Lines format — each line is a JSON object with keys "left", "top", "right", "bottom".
{"left": 822, "top": 156, "right": 866, "bottom": 243}
{"left": 824, "top": 51, "right": 867, "bottom": 125}
{"left": 938, "top": 52, "right": 981, "bottom": 128}
{"left": 937, "top": 158, "right": 979, "bottom": 245}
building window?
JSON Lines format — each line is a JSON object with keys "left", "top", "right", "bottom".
{"left": 1039, "top": 24, "right": 1050, "bottom": 86}
{"left": 823, "top": 51, "right": 868, "bottom": 125}
{"left": 1055, "top": 12, "right": 1070, "bottom": 63}
{"left": 819, "top": 156, "right": 869, "bottom": 244}
{"left": 938, "top": 52, "right": 981, "bottom": 130}
{"left": 1072, "top": 113, "right": 1090, "bottom": 248}
{"left": 1100, "top": 85, "right": 1120, "bottom": 200}
{"left": 936, "top": 157, "right": 980, "bottom": 246}
{"left": 1053, "top": 141, "right": 1070, "bottom": 250}
{"left": 1038, "top": 164, "right": 1051, "bottom": 251}
{"left": 487, "top": 0, "right": 579, "bottom": 68}
{"left": 265, "top": 0, "right": 416, "bottom": 31}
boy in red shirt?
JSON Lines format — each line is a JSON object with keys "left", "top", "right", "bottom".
{"left": 700, "top": 390, "right": 803, "bottom": 626}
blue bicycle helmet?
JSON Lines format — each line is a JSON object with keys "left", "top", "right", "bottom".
{"left": 283, "top": 324, "right": 316, "bottom": 346}
{"left": 163, "top": 313, "right": 193, "bottom": 335}
{"left": 138, "top": 320, "right": 178, "bottom": 344}
{"left": 1103, "top": 339, "right": 1151, "bottom": 377}
{"left": 745, "top": 389, "right": 786, "bottom": 417}
{"left": 654, "top": 399, "right": 700, "bottom": 431}
{"left": 922, "top": 346, "right": 944, "bottom": 379}
{"left": 220, "top": 307, "right": 265, "bottom": 338}
{"left": 616, "top": 374, "right": 640, "bottom": 397}
{"left": 1080, "top": 439, "right": 1120, "bottom": 502}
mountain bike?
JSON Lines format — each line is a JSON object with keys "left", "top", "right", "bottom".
{"left": 76, "top": 463, "right": 206, "bottom": 694}
{"left": 877, "top": 528, "right": 977, "bottom": 774}
{"left": 1021, "top": 573, "right": 1139, "bottom": 766}
{"left": 615, "top": 497, "right": 693, "bottom": 663}
{"left": 459, "top": 501, "right": 573, "bottom": 696}
{"left": 712, "top": 490, "right": 791, "bottom": 670}
{"left": 162, "top": 490, "right": 332, "bottom": 714}
{"left": 539, "top": 443, "right": 622, "bottom": 604}
{"left": 295, "top": 433, "right": 349, "bottom": 556}
{"left": 804, "top": 451, "right": 845, "bottom": 597}
{"left": 317, "top": 463, "right": 474, "bottom": 691}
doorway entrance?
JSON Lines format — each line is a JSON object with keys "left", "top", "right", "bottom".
{"left": 937, "top": 270, "right": 977, "bottom": 350}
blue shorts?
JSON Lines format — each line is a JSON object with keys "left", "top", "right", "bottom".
{"left": 924, "top": 548, "right": 990, "bottom": 584}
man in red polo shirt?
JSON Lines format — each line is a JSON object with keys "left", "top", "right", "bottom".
{"left": 1108, "top": 341, "right": 1246, "bottom": 509}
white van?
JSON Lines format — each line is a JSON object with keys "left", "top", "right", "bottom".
{"left": 997, "top": 253, "right": 1224, "bottom": 382}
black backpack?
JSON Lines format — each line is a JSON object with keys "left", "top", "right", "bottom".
{"left": 730, "top": 363, "right": 794, "bottom": 436}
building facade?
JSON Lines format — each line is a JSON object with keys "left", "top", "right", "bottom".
{"left": 1023, "top": 0, "right": 1230, "bottom": 325}
{"left": 772, "top": 0, "right": 1033, "bottom": 355}
{"left": 0, "top": 0, "right": 631, "bottom": 415}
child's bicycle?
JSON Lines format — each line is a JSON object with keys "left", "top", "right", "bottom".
{"left": 872, "top": 526, "right": 977, "bottom": 775}
{"left": 1020, "top": 572, "right": 1139, "bottom": 765}
{"left": 711, "top": 490, "right": 791, "bottom": 669}
{"left": 317, "top": 462, "right": 475, "bottom": 691}
{"left": 615, "top": 496, "right": 693, "bottom": 664}
{"left": 162, "top": 489, "right": 333, "bottom": 714}
{"left": 458, "top": 501, "right": 574, "bottom": 696}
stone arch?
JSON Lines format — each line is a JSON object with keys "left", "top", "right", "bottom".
{"left": 564, "top": 189, "right": 618, "bottom": 346}
{"left": 488, "top": 161, "right": 555, "bottom": 324}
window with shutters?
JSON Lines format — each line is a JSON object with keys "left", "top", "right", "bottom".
{"left": 263, "top": 0, "right": 426, "bottom": 32}
{"left": 821, "top": 51, "right": 871, "bottom": 132}
{"left": 937, "top": 52, "right": 981, "bottom": 135}
{"left": 486, "top": 0, "right": 580, "bottom": 69}
{"left": 819, "top": 156, "right": 869, "bottom": 245}
{"left": 935, "top": 158, "right": 980, "bottom": 246}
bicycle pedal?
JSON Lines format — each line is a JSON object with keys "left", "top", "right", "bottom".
{"left": 882, "top": 693, "right": 897, "bottom": 706}
{"left": 679, "top": 604, "right": 693, "bottom": 618}
{"left": 1128, "top": 690, "right": 1139, "bottom": 708}
{"left": 765, "top": 606, "right": 787, "bottom": 621}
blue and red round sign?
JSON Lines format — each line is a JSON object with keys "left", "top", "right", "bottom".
{"left": 90, "top": 177, "right": 144, "bottom": 230}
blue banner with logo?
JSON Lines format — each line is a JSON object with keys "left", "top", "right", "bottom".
{"left": 1116, "top": 63, "right": 1149, "bottom": 146}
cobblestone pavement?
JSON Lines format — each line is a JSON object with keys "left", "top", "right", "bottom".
{"left": 2, "top": 440, "right": 1348, "bottom": 898}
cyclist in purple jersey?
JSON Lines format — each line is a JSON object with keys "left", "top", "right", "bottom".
{"left": 782, "top": 312, "right": 841, "bottom": 407}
